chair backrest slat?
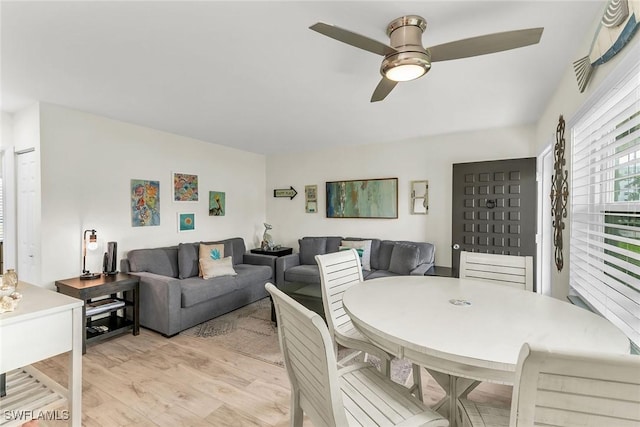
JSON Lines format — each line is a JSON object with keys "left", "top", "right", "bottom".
{"left": 511, "top": 343, "right": 640, "bottom": 426}
{"left": 459, "top": 251, "right": 533, "bottom": 291}
{"left": 316, "top": 249, "right": 364, "bottom": 344}
{"left": 266, "top": 283, "right": 348, "bottom": 427}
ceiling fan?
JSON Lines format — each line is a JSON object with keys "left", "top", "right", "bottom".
{"left": 310, "top": 16, "right": 543, "bottom": 102}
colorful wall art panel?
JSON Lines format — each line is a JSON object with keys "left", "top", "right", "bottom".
{"left": 178, "top": 213, "right": 196, "bottom": 232}
{"left": 326, "top": 177, "right": 398, "bottom": 219}
{"left": 209, "top": 191, "right": 225, "bottom": 216}
{"left": 173, "top": 172, "right": 198, "bottom": 202}
{"left": 131, "top": 179, "right": 160, "bottom": 227}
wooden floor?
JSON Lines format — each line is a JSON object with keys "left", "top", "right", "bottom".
{"left": 32, "top": 327, "right": 512, "bottom": 426}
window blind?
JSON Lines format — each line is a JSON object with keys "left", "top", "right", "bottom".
{"left": 570, "top": 60, "right": 640, "bottom": 348}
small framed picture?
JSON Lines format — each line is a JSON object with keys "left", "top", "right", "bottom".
{"left": 178, "top": 213, "right": 196, "bottom": 232}
{"left": 209, "top": 191, "right": 225, "bottom": 216}
{"left": 173, "top": 172, "right": 199, "bottom": 202}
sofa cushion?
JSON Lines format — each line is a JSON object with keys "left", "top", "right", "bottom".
{"left": 377, "top": 240, "right": 396, "bottom": 271}
{"left": 340, "top": 239, "right": 372, "bottom": 271}
{"left": 180, "top": 275, "right": 237, "bottom": 308}
{"left": 227, "top": 237, "right": 247, "bottom": 265}
{"left": 285, "top": 264, "right": 321, "bottom": 285}
{"left": 233, "top": 264, "right": 273, "bottom": 289}
{"left": 200, "top": 256, "right": 237, "bottom": 279}
{"left": 127, "top": 247, "right": 179, "bottom": 278}
{"left": 397, "top": 241, "right": 436, "bottom": 265}
{"left": 389, "top": 244, "right": 420, "bottom": 275}
{"left": 299, "top": 238, "right": 327, "bottom": 265}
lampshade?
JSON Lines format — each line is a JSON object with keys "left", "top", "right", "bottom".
{"left": 381, "top": 52, "right": 431, "bottom": 82}
{"left": 81, "top": 229, "right": 101, "bottom": 280}
{"left": 87, "top": 230, "right": 98, "bottom": 251}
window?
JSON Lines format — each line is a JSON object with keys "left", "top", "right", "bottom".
{"left": 570, "top": 58, "right": 640, "bottom": 349}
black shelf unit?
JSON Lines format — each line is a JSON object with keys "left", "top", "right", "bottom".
{"left": 55, "top": 273, "right": 140, "bottom": 354}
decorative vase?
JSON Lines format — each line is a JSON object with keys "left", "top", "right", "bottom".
{"left": 4, "top": 269, "right": 18, "bottom": 289}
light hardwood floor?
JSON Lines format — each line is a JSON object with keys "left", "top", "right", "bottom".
{"left": 33, "top": 327, "right": 512, "bottom": 426}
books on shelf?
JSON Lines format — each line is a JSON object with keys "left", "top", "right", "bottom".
{"left": 86, "top": 298, "right": 125, "bottom": 317}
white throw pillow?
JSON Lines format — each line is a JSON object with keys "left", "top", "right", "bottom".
{"left": 340, "top": 240, "right": 372, "bottom": 271}
{"left": 200, "top": 256, "right": 237, "bottom": 279}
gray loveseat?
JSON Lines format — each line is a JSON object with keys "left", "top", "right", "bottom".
{"left": 121, "top": 237, "right": 274, "bottom": 337}
{"left": 275, "top": 236, "right": 435, "bottom": 317}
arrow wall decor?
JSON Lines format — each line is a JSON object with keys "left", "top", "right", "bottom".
{"left": 273, "top": 186, "right": 298, "bottom": 199}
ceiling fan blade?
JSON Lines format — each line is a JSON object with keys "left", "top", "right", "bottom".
{"left": 371, "top": 78, "right": 398, "bottom": 102}
{"left": 428, "top": 27, "right": 544, "bottom": 62}
{"left": 310, "top": 22, "right": 398, "bottom": 57}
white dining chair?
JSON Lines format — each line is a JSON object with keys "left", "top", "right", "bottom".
{"left": 457, "top": 342, "right": 640, "bottom": 427}
{"left": 316, "top": 249, "right": 423, "bottom": 399}
{"left": 265, "top": 283, "right": 449, "bottom": 427}
{"left": 458, "top": 251, "right": 533, "bottom": 291}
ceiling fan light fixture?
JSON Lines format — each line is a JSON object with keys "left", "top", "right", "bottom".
{"left": 381, "top": 52, "right": 431, "bottom": 82}
{"left": 385, "top": 63, "right": 426, "bottom": 82}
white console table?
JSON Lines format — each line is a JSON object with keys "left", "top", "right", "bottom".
{"left": 0, "top": 282, "right": 83, "bottom": 427}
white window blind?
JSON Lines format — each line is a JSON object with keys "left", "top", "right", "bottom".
{"left": 570, "top": 59, "right": 640, "bottom": 348}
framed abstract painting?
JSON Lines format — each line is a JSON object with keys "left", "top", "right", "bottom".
{"left": 326, "top": 177, "right": 398, "bottom": 218}
{"left": 173, "top": 172, "right": 198, "bottom": 202}
{"left": 131, "top": 179, "right": 160, "bottom": 227}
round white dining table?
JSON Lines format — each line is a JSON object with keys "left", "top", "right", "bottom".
{"left": 342, "top": 275, "right": 630, "bottom": 426}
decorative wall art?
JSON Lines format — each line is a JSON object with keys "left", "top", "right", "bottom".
{"left": 573, "top": 0, "right": 639, "bottom": 92}
{"left": 178, "top": 213, "right": 196, "bottom": 232}
{"left": 131, "top": 179, "right": 160, "bottom": 227}
{"left": 410, "top": 180, "right": 429, "bottom": 215}
{"left": 305, "top": 185, "right": 317, "bottom": 213}
{"left": 550, "top": 115, "right": 569, "bottom": 271}
{"left": 173, "top": 172, "right": 198, "bottom": 202}
{"left": 326, "top": 177, "right": 398, "bottom": 219}
{"left": 209, "top": 191, "right": 225, "bottom": 216}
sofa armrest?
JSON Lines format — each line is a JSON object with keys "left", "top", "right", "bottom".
{"left": 243, "top": 252, "right": 276, "bottom": 280}
{"left": 410, "top": 262, "right": 434, "bottom": 276}
{"left": 275, "top": 253, "right": 300, "bottom": 287}
{"left": 129, "top": 271, "right": 182, "bottom": 337}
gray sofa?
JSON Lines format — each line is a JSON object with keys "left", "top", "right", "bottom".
{"left": 275, "top": 236, "right": 435, "bottom": 317}
{"left": 121, "top": 237, "right": 274, "bottom": 337}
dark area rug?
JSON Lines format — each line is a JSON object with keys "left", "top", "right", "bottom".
{"left": 182, "top": 298, "right": 413, "bottom": 385}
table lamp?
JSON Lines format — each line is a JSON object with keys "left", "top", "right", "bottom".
{"left": 81, "top": 229, "right": 101, "bottom": 280}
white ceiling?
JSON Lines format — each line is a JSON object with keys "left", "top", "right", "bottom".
{"left": 1, "top": 1, "right": 604, "bottom": 155}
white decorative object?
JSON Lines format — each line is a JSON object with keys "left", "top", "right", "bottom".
{"left": 262, "top": 223, "right": 274, "bottom": 250}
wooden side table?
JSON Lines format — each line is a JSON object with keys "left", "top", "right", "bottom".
{"left": 250, "top": 247, "right": 293, "bottom": 257}
{"left": 55, "top": 273, "right": 139, "bottom": 354}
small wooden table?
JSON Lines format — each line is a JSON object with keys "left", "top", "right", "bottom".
{"left": 55, "top": 273, "right": 139, "bottom": 354}
{"left": 0, "top": 281, "right": 83, "bottom": 426}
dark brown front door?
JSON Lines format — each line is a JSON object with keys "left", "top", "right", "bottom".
{"left": 452, "top": 158, "right": 537, "bottom": 286}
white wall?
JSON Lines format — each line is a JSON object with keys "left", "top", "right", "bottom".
{"left": 37, "top": 103, "right": 267, "bottom": 288}
{"left": 534, "top": 13, "right": 640, "bottom": 299}
{"left": 266, "top": 124, "right": 535, "bottom": 266}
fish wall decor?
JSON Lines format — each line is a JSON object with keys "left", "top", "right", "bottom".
{"left": 573, "top": 0, "right": 639, "bottom": 92}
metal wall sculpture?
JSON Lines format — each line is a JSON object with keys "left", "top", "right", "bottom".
{"left": 550, "top": 115, "right": 569, "bottom": 271}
